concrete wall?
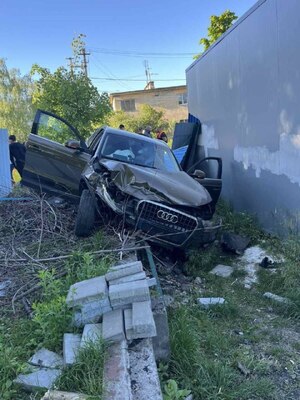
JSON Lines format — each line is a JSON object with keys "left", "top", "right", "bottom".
{"left": 186, "top": 0, "right": 300, "bottom": 235}
{"left": 111, "top": 86, "right": 188, "bottom": 122}
{"left": 0, "top": 129, "right": 12, "bottom": 197}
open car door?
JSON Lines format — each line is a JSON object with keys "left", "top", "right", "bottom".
{"left": 22, "top": 110, "right": 91, "bottom": 199}
{"left": 172, "top": 122, "right": 222, "bottom": 209}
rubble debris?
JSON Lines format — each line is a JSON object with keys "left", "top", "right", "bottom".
{"left": 221, "top": 232, "right": 250, "bottom": 255}
{"left": 129, "top": 338, "right": 163, "bottom": 400}
{"left": 28, "top": 348, "right": 64, "bottom": 369}
{"left": 263, "top": 292, "right": 292, "bottom": 305}
{"left": 66, "top": 276, "right": 108, "bottom": 308}
{"left": 132, "top": 301, "right": 157, "bottom": 339}
{"left": 102, "top": 309, "right": 126, "bottom": 342}
{"left": 197, "top": 297, "right": 225, "bottom": 307}
{"left": 80, "top": 323, "right": 102, "bottom": 348}
{"left": 63, "top": 334, "right": 81, "bottom": 366}
{"left": 42, "top": 391, "right": 88, "bottom": 400}
{"left": 209, "top": 264, "right": 234, "bottom": 278}
{"left": 151, "top": 298, "right": 170, "bottom": 361}
{"left": 14, "top": 368, "right": 62, "bottom": 391}
{"left": 103, "top": 340, "right": 132, "bottom": 400}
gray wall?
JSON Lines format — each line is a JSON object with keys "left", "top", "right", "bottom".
{"left": 186, "top": 0, "right": 300, "bottom": 235}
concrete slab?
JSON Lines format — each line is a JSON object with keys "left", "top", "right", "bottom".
{"left": 106, "top": 262, "right": 143, "bottom": 282}
{"left": 210, "top": 265, "right": 234, "bottom": 278}
{"left": 132, "top": 301, "right": 156, "bottom": 338}
{"left": 66, "top": 276, "right": 108, "bottom": 308}
{"left": 109, "top": 260, "right": 142, "bottom": 271}
{"left": 103, "top": 340, "right": 132, "bottom": 400}
{"left": 129, "top": 338, "right": 163, "bottom": 400}
{"left": 151, "top": 299, "right": 170, "bottom": 361}
{"left": 42, "top": 391, "right": 87, "bottom": 400}
{"left": 14, "top": 368, "right": 61, "bottom": 391}
{"left": 197, "top": 297, "right": 225, "bottom": 307}
{"left": 81, "top": 324, "right": 102, "bottom": 348}
{"left": 72, "top": 297, "right": 112, "bottom": 327}
{"left": 28, "top": 348, "right": 64, "bottom": 369}
{"left": 109, "top": 280, "right": 150, "bottom": 308}
{"left": 109, "top": 272, "right": 146, "bottom": 286}
{"left": 102, "top": 309, "right": 125, "bottom": 342}
{"left": 124, "top": 308, "right": 133, "bottom": 340}
{"left": 63, "top": 334, "right": 81, "bottom": 366}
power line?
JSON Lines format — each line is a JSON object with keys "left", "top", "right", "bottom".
{"left": 90, "top": 77, "right": 186, "bottom": 82}
{"left": 88, "top": 47, "right": 195, "bottom": 58}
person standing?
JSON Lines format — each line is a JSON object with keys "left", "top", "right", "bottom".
{"left": 143, "top": 126, "right": 152, "bottom": 138}
{"left": 119, "top": 124, "right": 125, "bottom": 130}
{"left": 9, "top": 135, "right": 26, "bottom": 177}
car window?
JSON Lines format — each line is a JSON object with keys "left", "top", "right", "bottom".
{"left": 37, "top": 114, "right": 78, "bottom": 145}
{"left": 100, "top": 133, "right": 180, "bottom": 172}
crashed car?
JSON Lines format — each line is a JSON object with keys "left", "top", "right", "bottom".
{"left": 23, "top": 110, "right": 222, "bottom": 248}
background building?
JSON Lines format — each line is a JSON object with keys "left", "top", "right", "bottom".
{"left": 110, "top": 84, "right": 188, "bottom": 122}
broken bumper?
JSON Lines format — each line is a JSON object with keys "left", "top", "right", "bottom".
{"left": 135, "top": 200, "right": 221, "bottom": 248}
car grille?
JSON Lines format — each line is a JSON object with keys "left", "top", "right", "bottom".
{"left": 137, "top": 201, "right": 198, "bottom": 233}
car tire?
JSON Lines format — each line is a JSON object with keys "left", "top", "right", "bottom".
{"left": 75, "top": 189, "right": 95, "bottom": 237}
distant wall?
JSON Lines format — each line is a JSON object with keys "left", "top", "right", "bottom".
{"left": 186, "top": 0, "right": 300, "bottom": 235}
{"left": 0, "top": 129, "right": 12, "bottom": 197}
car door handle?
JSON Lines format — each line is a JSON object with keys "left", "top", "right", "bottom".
{"left": 30, "top": 143, "right": 40, "bottom": 149}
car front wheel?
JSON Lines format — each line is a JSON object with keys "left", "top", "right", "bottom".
{"left": 75, "top": 189, "right": 95, "bottom": 237}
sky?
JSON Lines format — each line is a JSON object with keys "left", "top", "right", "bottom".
{"left": 1, "top": 0, "right": 257, "bottom": 94}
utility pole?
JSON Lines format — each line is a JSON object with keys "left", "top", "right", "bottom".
{"left": 80, "top": 47, "right": 90, "bottom": 77}
{"left": 66, "top": 57, "right": 74, "bottom": 75}
{"left": 144, "top": 60, "right": 152, "bottom": 84}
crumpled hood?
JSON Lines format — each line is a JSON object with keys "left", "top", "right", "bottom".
{"left": 100, "top": 159, "right": 211, "bottom": 207}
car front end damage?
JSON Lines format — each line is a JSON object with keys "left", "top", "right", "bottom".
{"left": 84, "top": 159, "right": 221, "bottom": 249}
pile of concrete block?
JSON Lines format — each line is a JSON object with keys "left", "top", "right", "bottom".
{"left": 65, "top": 261, "right": 157, "bottom": 343}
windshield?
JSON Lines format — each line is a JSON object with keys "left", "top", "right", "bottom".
{"left": 100, "top": 133, "right": 180, "bottom": 172}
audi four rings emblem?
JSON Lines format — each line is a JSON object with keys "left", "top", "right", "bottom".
{"left": 157, "top": 210, "right": 178, "bottom": 224}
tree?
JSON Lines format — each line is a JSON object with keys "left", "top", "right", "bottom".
{"left": 106, "top": 104, "right": 170, "bottom": 134}
{"left": 31, "top": 35, "right": 112, "bottom": 139}
{"left": 0, "top": 58, "right": 34, "bottom": 142}
{"left": 194, "top": 10, "right": 238, "bottom": 59}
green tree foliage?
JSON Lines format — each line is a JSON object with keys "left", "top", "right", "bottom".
{"left": 31, "top": 65, "right": 111, "bottom": 139}
{"left": 194, "top": 10, "right": 238, "bottom": 59}
{"left": 0, "top": 58, "right": 34, "bottom": 142}
{"left": 107, "top": 104, "right": 170, "bottom": 133}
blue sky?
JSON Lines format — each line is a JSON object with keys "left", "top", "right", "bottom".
{"left": 1, "top": 0, "right": 257, "bottom": 93}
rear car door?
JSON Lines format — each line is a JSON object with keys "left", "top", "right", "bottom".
{"left": 172, "top": 122, "right": 222, "bottom": 208}
{"left": 22, "top": 110, "right": 91, "bottom": 199}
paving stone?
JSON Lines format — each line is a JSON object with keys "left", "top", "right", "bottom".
{"left": 103, "top": 340, "right": 132, "bottom": 400}
{"left": 42, "top": 391, "right": 87, "bottom": 400}
{"left": 263, "top": 292, "right": 292, "bottom": 304}
{"left": 109, "top": 280, "right": 150, "bottom": 308}
{"left": 151, "top": 298, "right": 170, "bottom": 361}
{"left": 147, "top": 278, "right": 157, "bottom": 287}
{"left": 63, "top": 334, "right": 81, "bottom": 366}
{"left": 66, "top": 276, "right": 108, "bottom": 308}
{"left": 72, "top": 298, "right": 112, "bottom": 327}
{"left": 81, "top": 324, "right": 102, "bottom": 348}
{"left": 102, "top": 309, "right": 125, "bottom": 342}
{"left": 106, "top": 261, "right": 143, "bottom": 282}
{"left": 132, "top": 301, "right": 156, "bottom": 338}
{"left": 124, "top": 308, "right": 133, "bottom": 340}
{"left": 28, "top": 348, "right": 64, "bottom": 369}
{"left": 109, "top": 260, "right": 142, "bottom": 271}
{"left": 14, "top": 368, "right": 61, "bottom": 391}
{"left": 197, "top": 297, "right": 225, "bottom": 307}
{"left": 209, "top": 264, "right": 234, "bottom": 278}
{"left": 112, "top": 303, "right": 132, "bottom": 311}
{"left": 109, "top": 272, "right": 146, "bottom": 286}
{"left": 129, "top": 338, "right": 163, "bottom": 400}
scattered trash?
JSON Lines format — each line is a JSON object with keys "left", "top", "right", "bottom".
{"left": 209, "top": 264, "right": 233, "bottom": 278}
{"left": 237, "top": 361, "right": 250, "bottom": 376}
{"left": 197, "top": 297, "right": 225, "bottom": 307}
{"left": 221, "top": 232, "right": 250, "bottom": 255}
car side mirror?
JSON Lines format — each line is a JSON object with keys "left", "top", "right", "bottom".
{"left": 65, "top": 139, "right": 81, "bottom": 150}
{"left": 92, "top": 157, "right": 102, "bottom": 173}
{"left": 193, "top": 169, "right": 206, "bottom": 179}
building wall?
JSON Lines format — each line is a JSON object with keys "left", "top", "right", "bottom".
{"left": 111, "top": 86, "right": 188, "bottom": 122}
{"left": 186, "top": 0, "right": 300, "bottom": 235}
{"left": 0, "top": 129, "right": 12, "bottom": 197}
